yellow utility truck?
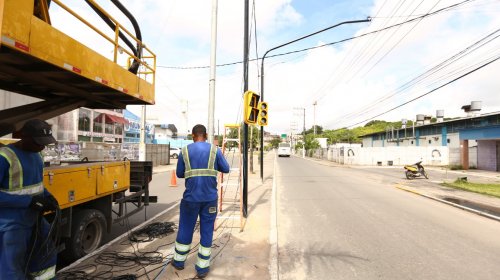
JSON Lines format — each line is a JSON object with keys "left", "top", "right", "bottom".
{"left": 0, "top": 0, "right": 157, "bottom": 261}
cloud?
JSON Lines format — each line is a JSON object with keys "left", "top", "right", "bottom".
{"left": 47, "top": 0, "right": 500, "bottom": 136}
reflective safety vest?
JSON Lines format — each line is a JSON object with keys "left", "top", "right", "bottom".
{"left": 0, "top": 147, "right": 44, "bottom": 196}
{"left": 182, "top": 144, "right": 218, "bottom": 178}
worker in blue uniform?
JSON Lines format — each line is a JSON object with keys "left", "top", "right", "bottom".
{"left": 172, "top": 124, "right": 230, "bottom": 278}
{"left": 0, "top": 119, "right": 59, "bottom": 280}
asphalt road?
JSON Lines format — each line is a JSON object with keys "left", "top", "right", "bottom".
{"left": 275, "top": 156, "right": 500, "bottom": 280}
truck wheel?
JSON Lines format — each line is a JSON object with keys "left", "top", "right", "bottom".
{"left": 172, "top": 153, "right": 178, "bottom": 159}
{"left": 63, "top": 209, "right": 106, "bottom": 261}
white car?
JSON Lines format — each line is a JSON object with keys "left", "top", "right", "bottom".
{"left": 170, "top": 147, "right": 181, "bottom": 159}
{"left": 278, "top": 143, "right": 291, "bottom": 157}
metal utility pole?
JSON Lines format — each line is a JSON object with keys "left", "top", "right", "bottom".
{"left": 313, "top": 101, "right": 317, "bottom": 136}
{"left": 259, "top": 18, "right": 370, "bottom": 180}
{"left": 250, "top": 126, "right": 254, "bottom": 173}
{"left": 139, "top": 105, "right": 146, "bottom": 161}
{"left": 242, "top": 0, "right": 250, "bottom": 217}
{"left": 294, "top": 107, "right": 306, "bottom": 158}
{"left": 207, "top": 0, "right": 218, "bottom": 144}
{"left": 302, "top": 107, "right": 306, "bottom": 158}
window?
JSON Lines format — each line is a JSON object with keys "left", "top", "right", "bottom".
{"left": 447, "top": 139, "right": 450, "bottom": 144}
{"left": 428, "top": 140, "right": 431, "bottom": 144}
{"left": 105, "top": 123, "right": 114, "bottom": 134}
{"left": 78, "top": 109, "right": 91, "bottom": 131}
{"left": 93, "top": 114, "right": 104, "bottom": 133}
{"left": 115, "top": 124, "right": 123, "bottom": 135}
{"left": 411, "top": 140, "right": 414, "bottom": 144}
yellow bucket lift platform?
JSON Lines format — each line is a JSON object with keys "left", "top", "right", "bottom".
{"left": 0, "top": 0, "right": 156, "bottom": 135}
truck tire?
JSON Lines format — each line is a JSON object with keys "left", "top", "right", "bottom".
{"left": 62, "top": 209, "right": 106, "bottom": 262}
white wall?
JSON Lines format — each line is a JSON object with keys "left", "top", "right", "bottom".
{"left": 330, "top": 146, "right": 450, "bottom": 166}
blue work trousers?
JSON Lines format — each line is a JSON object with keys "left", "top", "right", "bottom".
{"left": 0, "top": 218, "right": 57, "bottom": 280}
{"left": 173, "top": 199, "right": 217, "bottom": 275}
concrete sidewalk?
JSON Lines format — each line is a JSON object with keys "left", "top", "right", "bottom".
{"left": 57, "top": 152, "right": 276, "bottom": 280}
{"left": 396, "top": 166, "right": 500, "bottom": 221}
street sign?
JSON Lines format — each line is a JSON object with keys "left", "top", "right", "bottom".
{"left": 281, "top": 134, "right": 287, "bottom": 138}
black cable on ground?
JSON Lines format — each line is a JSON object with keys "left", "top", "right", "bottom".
{"left": 128, "top": 222, "right": 177, "bottom": 243}
{"left": 112, "top": 274, "right": 138, "bottom": 280}
{"left": 95, "top": 251, "right": 164, "bottom": 267}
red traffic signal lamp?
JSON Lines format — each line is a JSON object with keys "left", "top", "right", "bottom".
{"left": 243, "top": 91, "right": 260, "bottom": 124}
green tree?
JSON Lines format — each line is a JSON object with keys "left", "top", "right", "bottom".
{"left": 269, "top": 137, "right": 281, "bottom": 149}
{"left": 305, "top": 125, "right": 323, "bottom": 135}
{"left": 304, "top": 134, "right": 320, "bottom": 150}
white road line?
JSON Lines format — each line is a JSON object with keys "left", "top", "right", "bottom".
{"left": 59, "top": 201, "right": 180, "bottom": 273}
{"left": 269, "top": 152, "right": 279, "bottom": 280}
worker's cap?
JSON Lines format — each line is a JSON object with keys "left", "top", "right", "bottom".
{"left": 21, "top": 119, "right": 57, "bottom": 145}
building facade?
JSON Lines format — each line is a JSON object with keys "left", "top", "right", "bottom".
{"left": 75, "top": 108, "right": 127, "bottom": 143}
{"left": 123, "top": 110, "right": 154, "bottom": 143}
{"left": 360, "top": 112, "right": 500, "bottom": 171}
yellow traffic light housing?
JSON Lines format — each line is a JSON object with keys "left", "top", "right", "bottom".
{"left": 243, "top": 91, "right": 260, "bottom": 124}
{"left": 258, "top": 102, "right": 268, "bottom": 126}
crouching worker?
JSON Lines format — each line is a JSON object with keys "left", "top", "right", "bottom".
{"left": 172, "top": 124, "right": 230, "bottom": 278}
{"left": 0, "top": 119, "right": 59, "bottom": 280}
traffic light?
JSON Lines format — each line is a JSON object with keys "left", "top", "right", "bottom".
{"left": 243, "top": 91, "right": 260, "bottom": 124}
{"left": 258, "top": 102, "right": 268, "bottom": 126}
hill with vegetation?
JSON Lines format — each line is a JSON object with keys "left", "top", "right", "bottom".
{"left": 315, "top": 119, "right": 414, "bottom": 144}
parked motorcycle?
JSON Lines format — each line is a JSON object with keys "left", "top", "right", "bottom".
{"left": 404, "top": 161, "right": 428, "bottom": 179}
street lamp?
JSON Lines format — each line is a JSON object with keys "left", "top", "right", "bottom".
{"left": 258, "top": 18, "right": 371, "bottom": 180}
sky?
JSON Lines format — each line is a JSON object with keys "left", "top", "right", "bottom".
{"left": 49, "top": 0, "right": 500, "bottom": 136}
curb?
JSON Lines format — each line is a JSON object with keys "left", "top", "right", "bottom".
{"left": 395, "top": 184, "right": 500, "bottom": 223}
{"left": 58, "top": 201, "right": 180, "bottom": 273}
{"left": 269, "top": 153, "right": 278, "bottom": 280}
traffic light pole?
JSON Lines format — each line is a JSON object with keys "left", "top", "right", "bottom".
{"left": 259, "top": 18, "right": 370, "bottom": 181}
{"left": 242, "top": 0, "right": 249, "bottom": 218}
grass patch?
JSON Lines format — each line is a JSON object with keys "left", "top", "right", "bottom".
{"left": 442, "top": 179, "right": 500, "bottom": 198}
{"left": 448, "top": 164, "right": 463, "bottom": 170}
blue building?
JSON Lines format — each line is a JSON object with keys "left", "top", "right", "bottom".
{"left": 361, "top": 110, "right": 500, "bottom": 171}
{"left": 123, "top": 110, "right": 154, "bottom": 143}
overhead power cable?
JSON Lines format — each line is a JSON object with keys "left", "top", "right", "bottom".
{"left": 157, "top": 0, "right": 477, "bottom": 71}
{"left": 307, "top": 0, "right": 390, "bottom": 102}
{"left": 358, "top": 0, "right": 434, "bottom": 79}
{"left": 345, "top": 54, "right": 500, "bottom": 128}
{"left": 329, "top": 27, "right": 500, "bottom": 127}
{"left": 342, "top": 0, "right": 410, "bottom": 80}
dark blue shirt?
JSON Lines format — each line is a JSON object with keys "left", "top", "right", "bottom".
{"left": 0, "top": 145, "right": 50, "bottom": 232}
{"left": 176, "top": 142, "right": 230, "bottom": 202}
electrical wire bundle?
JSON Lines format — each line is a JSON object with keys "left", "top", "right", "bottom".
{"left": 128, "top": 222, "right": 177, "bottom": 243}
{"left": 95, "top": 251, "right": 164, "bottom": 267}
{"left": 24, "top": 200, "right": 62, "bottom": 279}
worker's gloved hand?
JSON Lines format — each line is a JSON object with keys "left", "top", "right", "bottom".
{"left": 29, "top": 195, "right": 56, "bottom": 212}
